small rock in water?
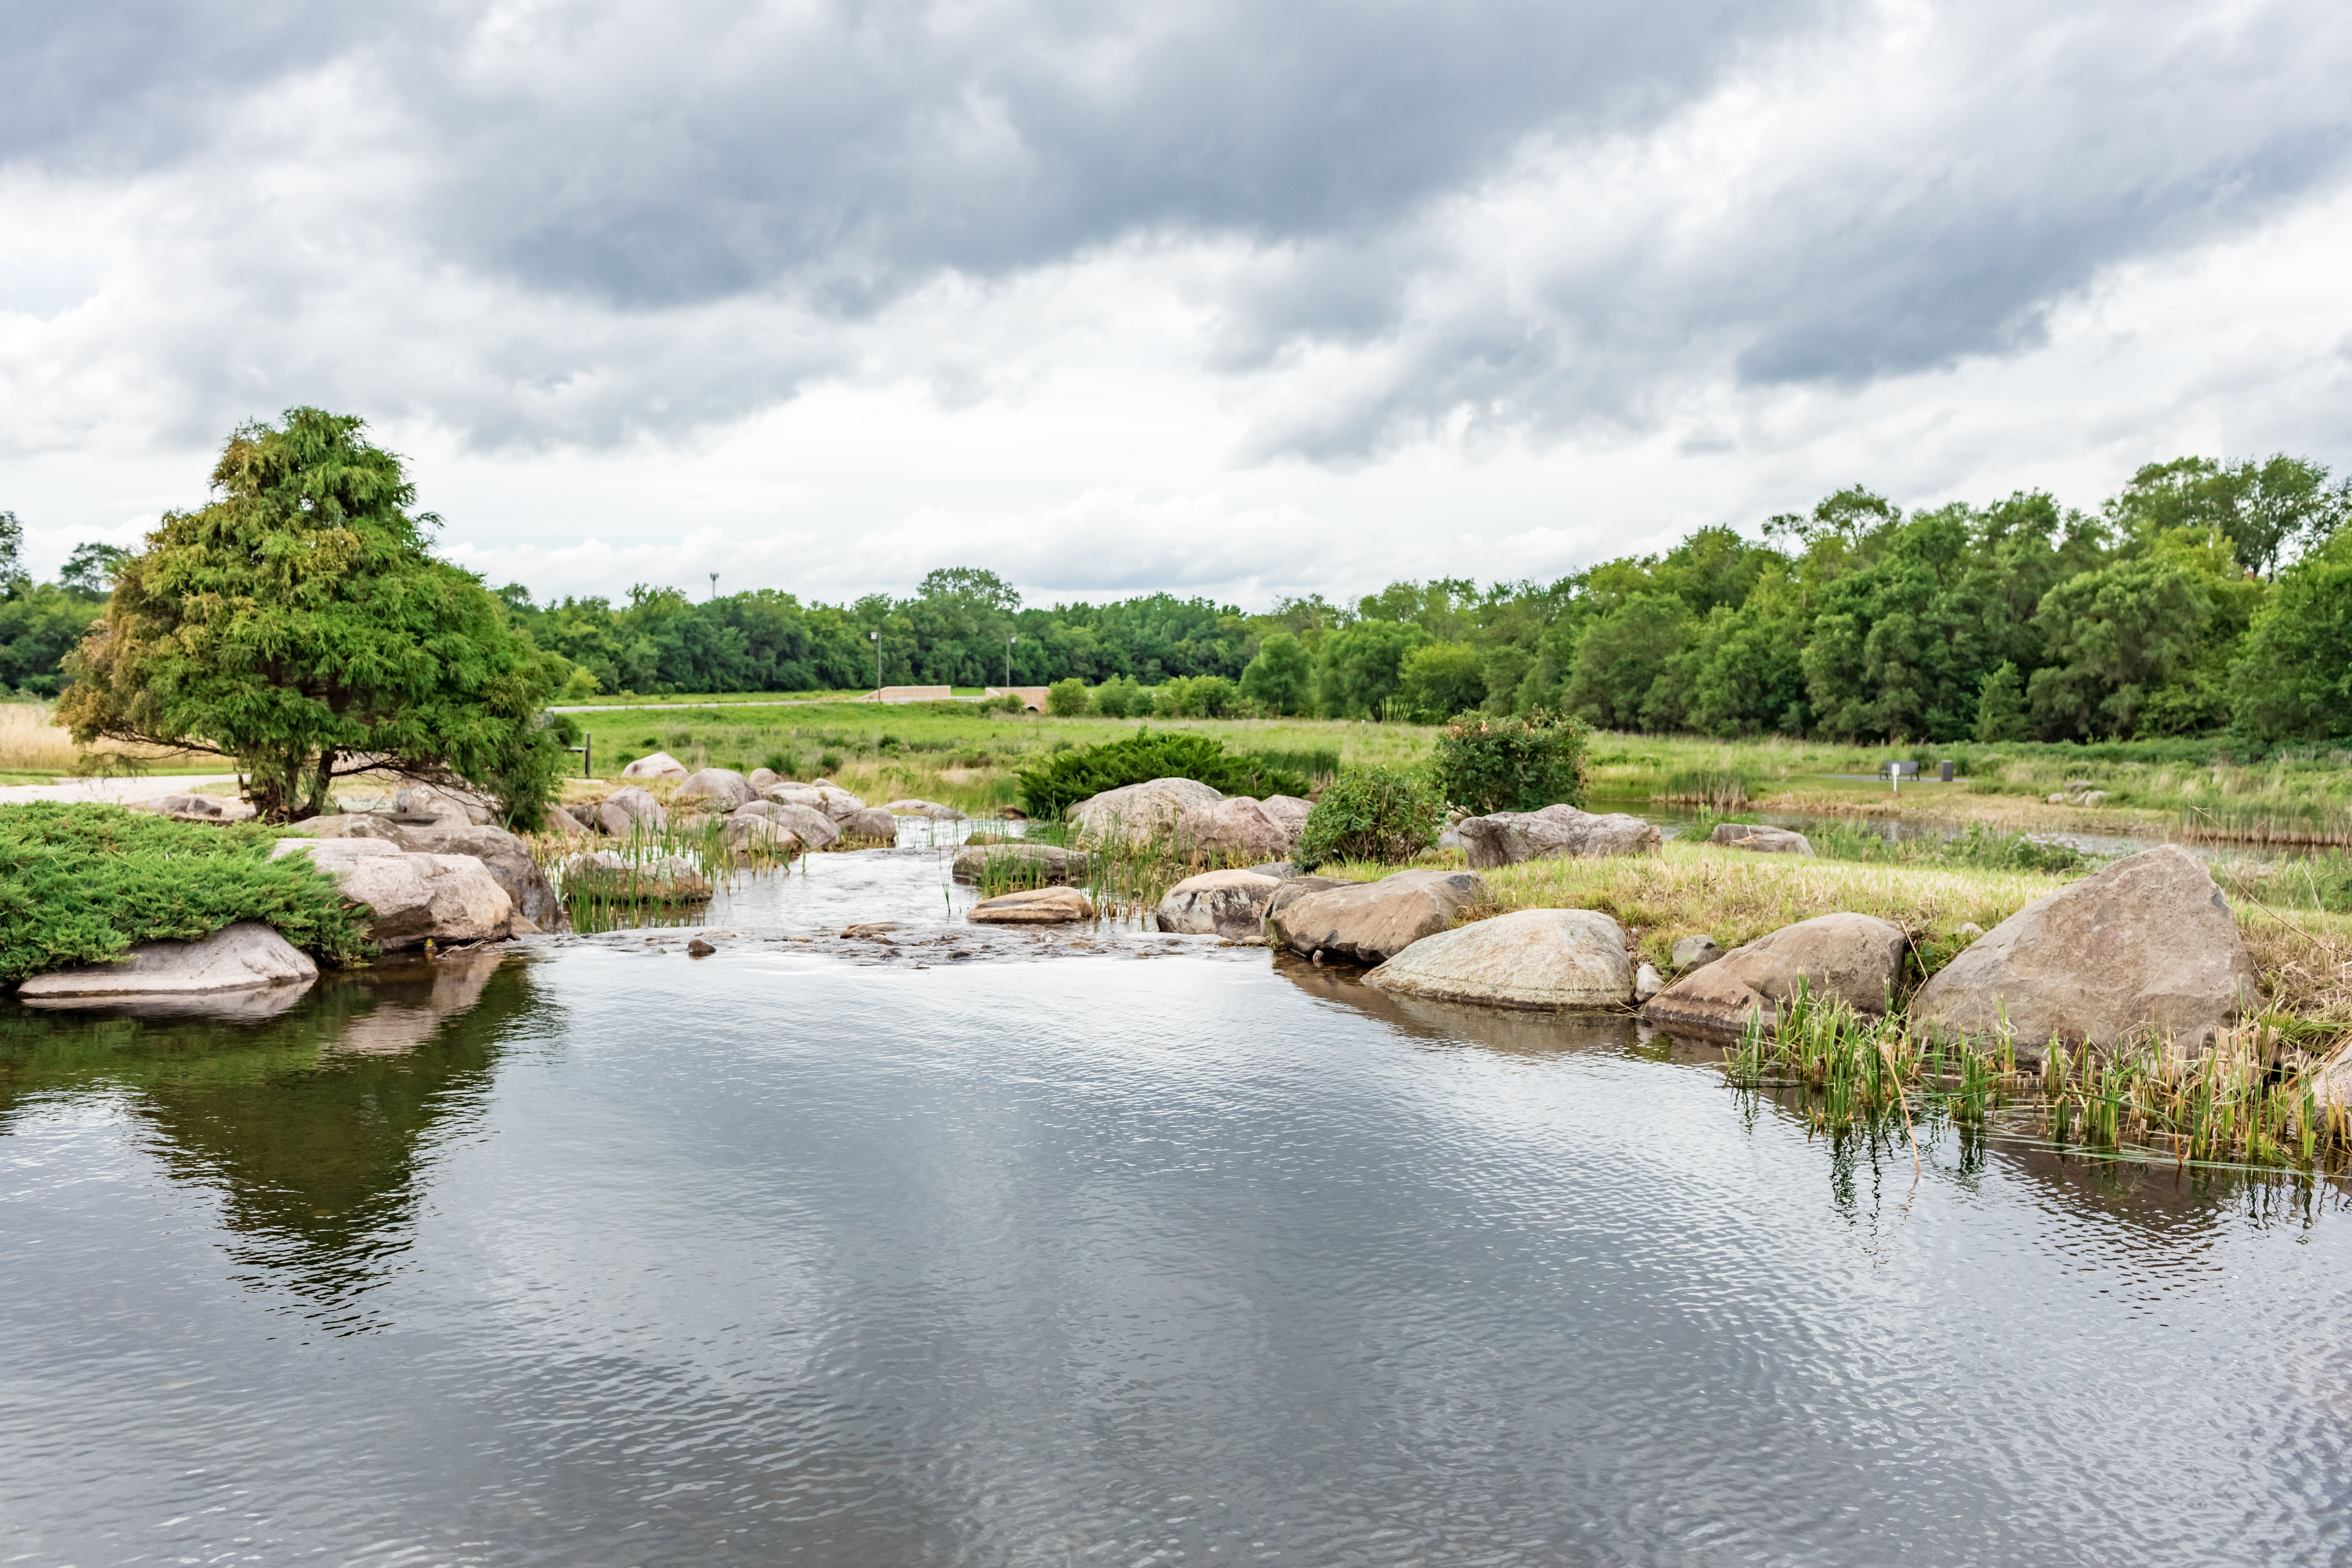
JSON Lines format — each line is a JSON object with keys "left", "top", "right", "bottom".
{"left": 686, "top": 938, "right": 716, "bottom": 957}
{"left": 840, "top": 922, "right": 901, "bottom": 939}
{"left": 1633, "top": 962, "right": 1664, "bottom": 1003}
{"left": 969, "top": 886, "right": 1096, "bottom": 924}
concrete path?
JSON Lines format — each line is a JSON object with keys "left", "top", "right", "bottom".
{"left": 0, "top": 773, "right": 241, "bottom": 806}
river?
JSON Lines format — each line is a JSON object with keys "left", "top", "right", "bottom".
{"left": 4, "top": 841, "right": 2350, "bottom": 1565}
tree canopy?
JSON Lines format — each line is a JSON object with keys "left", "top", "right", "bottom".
{"left": 57, "top": 408, "right": 567, "bottom": 824}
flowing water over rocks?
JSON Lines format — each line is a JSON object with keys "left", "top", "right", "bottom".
{"left": 6, "top": 836, "right": 2352, "bottom": 1565}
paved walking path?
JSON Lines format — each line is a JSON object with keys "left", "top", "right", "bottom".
{"left": 0, "top": 774, "right": 243, "bottom": 806}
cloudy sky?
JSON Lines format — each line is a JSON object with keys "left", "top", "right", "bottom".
{"left": 4, "top": 0, "right": 2348, "bottom": 609}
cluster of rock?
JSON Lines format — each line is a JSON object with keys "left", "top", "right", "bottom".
{"left": 2046, "top": 779, "right": 2112, "bottom": 806}
{"left": 1455, "top": 804, "right": 1660, "bottom": 868}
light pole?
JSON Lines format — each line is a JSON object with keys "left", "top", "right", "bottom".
{"left": 708, "top": 572, "right": 719, "bottom": 601}
{"left": 869, "top": 628, "right": 882, "bottom": 696}
{"left": 1004, "top": 632, "right": 1018, "bottom": 688}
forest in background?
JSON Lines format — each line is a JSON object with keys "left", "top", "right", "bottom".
{"left": 8, "top": 451, "right": 2352, "bottom": 746}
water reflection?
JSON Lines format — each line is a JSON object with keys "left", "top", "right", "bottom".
{"left": 0, "top": 950, "right": 543, "bottom": 1321}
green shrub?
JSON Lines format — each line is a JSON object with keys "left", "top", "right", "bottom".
{"left": 1046, "top": 678, "right": 1089, "bottom": 716}
{"left": 1154, "top": 674, "right": 1241, "bottom": 718}
{"left": 1093, "top": 674, "right": 1145, "bottom": 718}
{"left": 1013, "top": 728, "right": 1312, "bottom": 817}
{"left": 1295, "top": 766, "right": 1446, "bottom": 870}
{"left": 0, "top": 803, "right": 374, "bottom": 981}
{"left": 1429, "top": 710, "right": 1589, "bottom": 814}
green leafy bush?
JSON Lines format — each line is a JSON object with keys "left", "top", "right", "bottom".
{"left": 0, "top": 803, "right": 374, "bottom": 981}
{"left": 1429, "top": 710, "right": 1589, "bottom": 814}
{"left": 1014, "top": 728, "right": 1311, "bottom": 817}
{"left": 1093, "top": 674, "right": 1146, "bottom": 718}
{"left": 1294, "top": 766, "right": 1446, "bottom": 870}
{"left": 1046, "top": 678, "right": 1089, "bottom": 716}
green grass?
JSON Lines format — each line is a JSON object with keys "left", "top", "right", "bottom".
{"left": 0, "top": 803, "right": 374, "bottom": 980}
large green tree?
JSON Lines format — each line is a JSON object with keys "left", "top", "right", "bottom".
{"left": 59, "top": 408, "right": 566, "bottom": 825}
{"left": 2232, "top": 528, "right": 2352, "bottom": 743}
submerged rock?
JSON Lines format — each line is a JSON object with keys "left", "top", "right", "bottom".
{"left": 1269, "top": 869, "right": 1492, "bottom": 965}
{"left": 1364, "top": 908, "right": 1632, "bottom": 1009}
{"left": 1457, "top": 805, "right": 1660, "bottom": 869}
{"left": 622, "top": 750, "right": 690, "bottom": 781}
{"left": 1908, "top": 845, "right": 2261, "bottom": 1058}
{"left": 17, "top": 922, "right": 317, "bottom": 1004}
{"left": 1156, "top": 869, "right": 1282, "bottom": 938}
{"left": 1707, "top": 822, "right": 1815, "bottom": 856}
{"left": 968, "top": 886, "right": 1096, "bottom": 924}
{"left": 1642, "top": 912, "right": 1907, "bottom": 1036}
{"left": 951, "top": 843, "right": 1089, "bottom": 885}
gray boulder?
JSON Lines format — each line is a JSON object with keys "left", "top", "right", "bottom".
{"left": 838, "top": 807, "right": 901, "bottom": 841}
{"left": 596, "top": 786, "right": 668, "bottom": 838}
{"left": 1671, "top": 935, "right": 1725, "bottom": 971}
{"left": 140, "top": 791, "right": 223, "bottom": 818}
{"left": 759, "top": 800, "right": 841, "bottom": 849}
{"left": 1156, "top": 869, "right": 1282, "bottom": 938}
{"left": 1364, "top": 908, "right": 1632, "bottom": 1009}
{"left": 1265, "top": 875, "right": 1357, "bottom": 925}
{"left": 952, "top": 843, "right": 1090, "bottom": 885}
{"left": 389, "top": 784, "right": 478, "bottom": 825}
{"left": 1174, "top": 796, "right": 1298, "bottom": 862}
{"left": 273, "top": 838, "right": 514, "bottom": 949}
{"left": 748, "top": 767, "right": 783, "bottom": 790}
{"left": 621, "top": 750, "right": 690, "bottom": 781}
{"left": 1069, "top": 777, "right": 1225, "bottom": 846}
{"left": 675, "top": 768, "right": 757, "bottom": 810}
{"left": 17, "top": 922, "right": 317, "bottom": 1004}
{"left": 394, "top": 823, "right": 566, "bottom": 931}
{"left": 1633, "top": 962, "right": 1665, "bottom": 1003}
{"left": 1457, "top": 804, "right": 1661, "bottom": 869}
{"left": 1642, "top": 912, "right": 1907, "bottom": 1036}
{"left": 1909, "top": 845, "right": 2262, "bottom": 1058}
{"left": 1708, "top": 822, "right": 1815, "bottom": 856}
{"left": 1270, "top": 869, "right": 1492, "bottom": 965}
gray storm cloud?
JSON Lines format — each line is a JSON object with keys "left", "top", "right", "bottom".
{"left": 2, "top": 0, "right": 2349, "bottom": 458}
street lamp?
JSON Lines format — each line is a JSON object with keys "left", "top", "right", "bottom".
{"left": 869, "top": 628, "right": 881, "bottom": 697}
{"left": 1004, "top": 632, "right": 1018, "bottom": 688}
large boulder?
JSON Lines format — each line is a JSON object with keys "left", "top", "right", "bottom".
{"left": 622, "top": 750, "right": 690, "bottom": 781}
{"left": 1156, "top": 869, "right": 1282, "bottom": 938}
{"left": 968, "top": 886, "right": 1096, "bottom": 924}
{"left": 394, "top": 823, "right": 566, "bottom": 932}
{"left": 1457, "top": 804, "right": 1661, "bottom": 869}
{"left": 1363, "top": 908, "right": 1633, "bottom": 1010}
{"left": 1270, "top": 869, "right": 1492, "bottom": 965}
{"left": 759, "top": 800, "right": 841, "bottom": 849}
{"left": 838, "top": 807, "right": 901, "bottom": 842}
{"left": 1641, "top": 912, "right": 1907, "bottom": 1035}
{"left": 1069, "top": 777, "right": 1225, "bottom": 846}
{"left": 273, "top": 838, "right": 514, "bottom": 949}
{"left": 1708, "top": 822, "right": 1815, "bottom": 856}
{"left": 596, "top": 786, "right": 668, "bottom": 838}
{"left": 952, "top": 843, "right": 1090, "bottom": 885}
{"left": 1174, "top": 797, "right": 1297, "bottom": 862}
{"left": 1260, "top": 796, "right": 1313, "bottom": 840}
{"left": 556, "top": 850, "right": 712, "bottom": 903}
{"left": 388, "top": 784, "right": 478, "bottom": 825}
{"left": 674, "top": 767, "right": 757, "bottom": 810}
{"left": 725, "top": 802, "right": 804, "bottom": 859}
{"left": 1265, "top": 875, "right": 1357, "bottom": 924}
{"left": 1908, "top": 845, "right": 2262, "bottom": 1058}
{"left": 541, "top": 806, "right": 592, "bottom": 841}
{"left": 17, "top": 922, "right": 318, "bottom": 1004}
{"left": 763, "top": 782, "right": 866, "bottom": 822}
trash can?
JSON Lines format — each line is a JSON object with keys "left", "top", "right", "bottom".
{"left": 1939, "top": 760, "right": 1955, "bottom": 782}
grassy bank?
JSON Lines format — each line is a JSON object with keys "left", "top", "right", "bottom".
{"left": 1587, "top": 732, "right": 2352, "bottom": 845}
{"left": 560, "top": 702, "right": 1440, "bottom": 816}
{"left": 0, "top": 804, "right": 374, "bottom": 979}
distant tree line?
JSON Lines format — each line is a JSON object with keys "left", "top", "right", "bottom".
{"left": 15, "top": 446, "right": 2352, "bottom": 748}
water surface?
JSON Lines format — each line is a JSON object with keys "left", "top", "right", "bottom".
{"left": 4, "top": 881, "right": 2350, "bottom": 1565}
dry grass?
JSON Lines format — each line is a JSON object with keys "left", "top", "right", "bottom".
{"left": 0, "top": 702, "right": 205, "bottom": 776}
{"left": 1323, "top": 839, "right": 2069, "bottom": 971}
